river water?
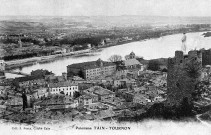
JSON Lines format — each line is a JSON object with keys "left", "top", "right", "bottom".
{"left": 5, "top": 31, "right": 211, "bottom": 78}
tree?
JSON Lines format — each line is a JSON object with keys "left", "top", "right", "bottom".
{"left": 192, "top": 81, "right": 207, "bottom": 101}
{"left": 108, "top": 55, "right": 122, "bottom": 62}
{"left": 184, "top": 58, "right": 202, "bottom": 79}
{"left": 78, "top": 70, "right": 84, "bottom": 79}
{"left": 73, "top": 91, "right": 81, "bottom": 99}
{"left": 147, "top": 60, "right": 161, "bottom": 71}
{"left": 162, "top": 68, "right": 168, "bottom": 72}
{"left": 31, "top": 69, "right": 53, "bottom": 77}
{"left": 178, "top": 97, "right": 194, "bottom": 117}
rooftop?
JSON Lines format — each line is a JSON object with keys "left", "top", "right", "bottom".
{"left": 14, "top": 75, "right": 45, "bottom": 82}
{"left": 85, "top": 86, "right": 114, "bottom": 96}
{"left": 67, "top": 59, "right": 116, "bottom": 70}
{"left": 124, "top": 59, "right": 142, "bottom": 66}
{"left": 49, "top": 81, "right": 77, "bottom": 88}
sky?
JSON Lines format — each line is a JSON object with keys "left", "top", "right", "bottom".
{"left": 0, "top": 0, "right": 211, "bottom": 17}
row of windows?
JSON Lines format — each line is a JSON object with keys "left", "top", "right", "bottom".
{"left": 86, "top": 72, "right": 100, "bottom": 76}
{"left": 51, "top": 87, "right": 78, "bottom": 92}
{"left": 51, "top": 86, "right": 78, "bottom": 91}
{"left": 86, "top": 68, "right": 101, "bottom": 73}
{"left": 50, "top": 91, "right": 73, "bottom": 96}
{"left": 86, "top": 66, "right": 115, "bottom": 73}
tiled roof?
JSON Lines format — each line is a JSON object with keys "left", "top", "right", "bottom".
{"left": 124, "top": 59, "right": 142, "bottom": 66}
{"left": 49, "top": 81, "right": 77, "bottom": 88}
{"left": 67, "top": 59, "right": 116, "bottom": 70}
{"left": 134, "top": 94, "right": 149, "bottom": 100}
{"left": 86, "top": 86, "right": 114, "bottom": 96}
{"left": 14, "top": 75, "right": 44, "bottom": 82}
{"left": 97, "top": 110, "right": 116, "bottom": 119}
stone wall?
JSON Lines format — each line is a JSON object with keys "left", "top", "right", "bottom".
{"left": 167, "top": 50, "right": 202, "bottom": 106}
{"left": 202, "top": 49, "right": 211, "bottom": 66}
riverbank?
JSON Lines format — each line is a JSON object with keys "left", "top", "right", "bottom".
{"left": 5, "top": 30, "right": 210, "bottom": 71}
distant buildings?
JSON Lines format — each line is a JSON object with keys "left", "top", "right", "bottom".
{"left": 67, "top": 59, "right": 116, "bottom": 80}
{"left": 32, "top": 88, "right": 49, "bottom": 99}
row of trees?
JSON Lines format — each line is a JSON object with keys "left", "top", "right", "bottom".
{"left": 3, "top": 50, "right": 54, "bottom": 61}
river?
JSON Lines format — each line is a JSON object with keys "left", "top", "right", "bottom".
{"left": 5, "top": 31, "right": 211, "bottom": 78}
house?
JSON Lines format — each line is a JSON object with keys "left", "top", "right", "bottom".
{"left": 84, "top": 86, "right": 115, "bottom": 102}
{"left": 14, "top": 75, "right": 46, "bottom": 87}
{"left": 33, "top": 95, "right": 78, "bottom": 112}
{"left": 49, "top": 81, "right": 78, "bottom": 97}
{"left": 117, "top": 89, "right": 135, "bottom": 102}
{"left": 85, "top": 102, "right": 109, "bottom": 111}
{"left": 133, "top": 94, "right": 151, "bottom": 105}
{"left": 5, "top": 97, "right": 23, "bottom": 106}
{"left": 79, "top": 93, "right": 98, "bottom": 106}
{"left": 115, "top": 69, "right": 128, "bottom": 79}
{"left": 126, "top": 78, "right": 138, "bottom": 89}
{"left": 64, "top": 95, "right": 79, "bottom": 106}
{"left": 113, "top": 79, "right": 127, "bottom": 88}
{"left": 32, "top": 88, "right": 49, "bottom": 99}
{"left": 103, "top": 97, "right": 125, "bottom": 107}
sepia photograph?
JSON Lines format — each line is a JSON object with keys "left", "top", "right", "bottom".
{"left": 0, "top": 0, "right": 211, "bottom": 135}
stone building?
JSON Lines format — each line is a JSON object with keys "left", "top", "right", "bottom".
{"left": 124, "top": 51, "right": 143, "bottom": 70}
{"left": 125, "top": 51, "right": 136, "bottom": 60}
{"left": 167, "top": 50, "right": 202, "bottom": 106}
{"left": 201, "top": 49, "right": 211, "bottom": 66}
{"left": 48, "top": 81, "right": 78, "bottom": 97}
{"left": 67, "top": 59, "right": 116, "bottom": 80}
